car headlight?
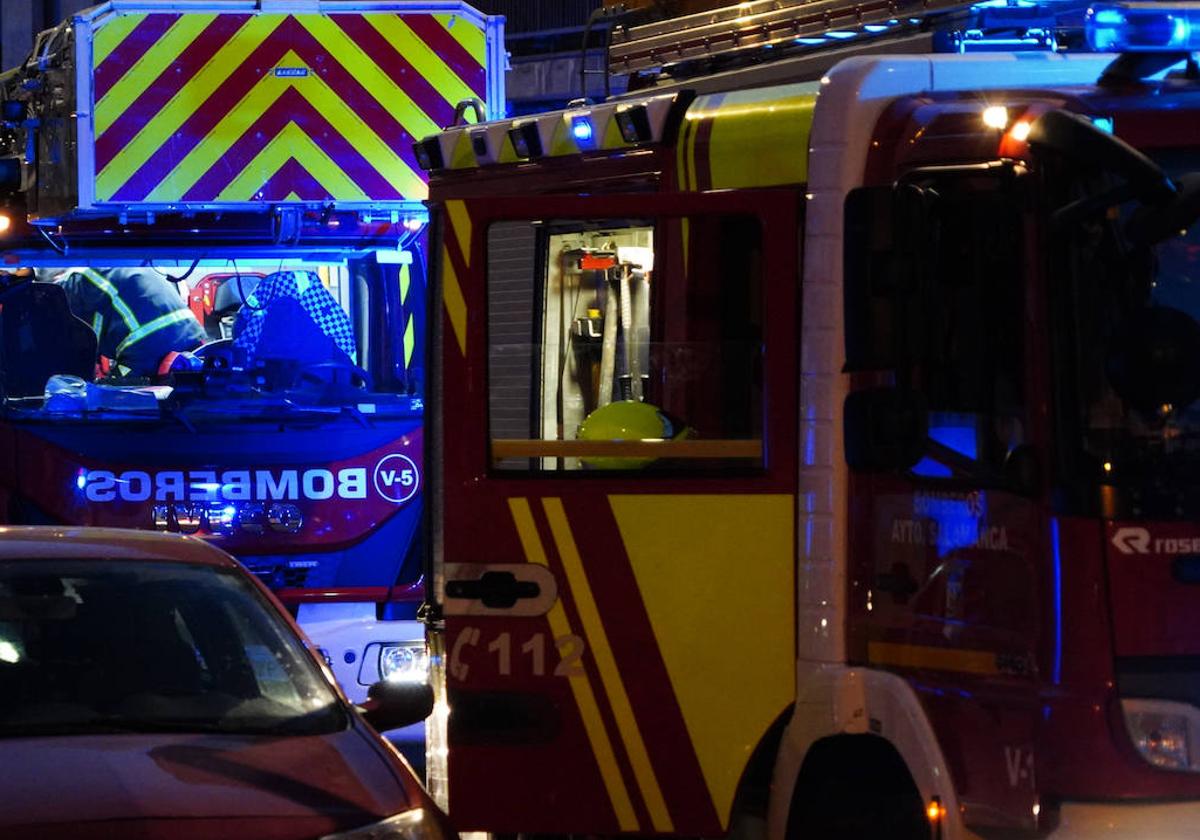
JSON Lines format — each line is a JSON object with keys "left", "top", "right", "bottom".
{"left": 320, "top": 807, "right": 446, "bottom": 840}
{"left": 380, "top": 642, "right": 429, "bottom": 684}
{"left": 1121, "top": 698, "right": 1200, "bottom": 772}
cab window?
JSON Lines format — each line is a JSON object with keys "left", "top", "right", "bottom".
{"left": 486, "top": 215, "right": 764, "bottom": 472}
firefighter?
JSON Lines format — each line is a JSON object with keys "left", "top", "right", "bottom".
{"left": 55, "top": 267, "right": 206, "bottom": 378}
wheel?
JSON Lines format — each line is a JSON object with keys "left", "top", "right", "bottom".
{"left": 786, "top": 735, "right": 930, "bottom": 840}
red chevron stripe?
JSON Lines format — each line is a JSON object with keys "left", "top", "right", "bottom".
{"left": 333, "top": 14, "right": 462, "bottom": 128}
{"left": 182, "top": 87, "right": 401, "bottom": 201}
{"left": 94, "top": 13, "right": 182, "bottom": 101}
{"left": 96, "top": 14, "right": 251, "bottom": 173}
{"left": 401, "top": 14, "right": 487, "bottom": 98}
{"left": 110, "top": 16, "right": 430, "bottom": 202}
{"left": 257, "top": 159, "right": 329, "bottom": 201}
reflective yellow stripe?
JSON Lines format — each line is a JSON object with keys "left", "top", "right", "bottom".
{"left": 115, "top": 307, "right": 195, "bottom": 357}
{"left": 95, "top": 14, "right": 280, "bottom": 200}
{"left": 444, "top": 200, "right": 472, "bottom": 269}
{"left": 95, "top": 14, "right": 216, "bottom": 136}
{"left": 436, "top": 12, "right": 486, "bottom": 65}
{"left": 93, "top": 12, "right": 148, "bottom": 66}
{"left": 366, "top": 14, "right": 478, "bottom": 111}
{"left": 507, "top": 499, "right": 638, "bottom": 831}
{"left": 91, "top": 312, "right": 104, "bottom": 336}
{"left": 80, "top": 269, "right": 138, "bottom": 333}
{"left": 442, "top": 245, "right": 467, "bottom": 357}
{"left": 543, "top": 498, "right": 673, "bottom": 832}
{"left": 217, "top": 121, "right": 363, "bottom": 202}
{"left": 610, "top": 494, "right": 795, "bottom": 827}
{"left": 868, "top": 642, "right": 1000, "bottom": 676}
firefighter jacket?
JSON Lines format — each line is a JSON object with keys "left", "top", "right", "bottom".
{"left": 59, "top": 268, "right": 206, "bottom": 376}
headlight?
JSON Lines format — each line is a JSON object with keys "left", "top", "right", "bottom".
{"left": 1121, "top": 698, "right": 1200, "bottom": 771}
{"left": 319, "top": 807, "right": 445, "bottom": 840}
{"left": 380, "top": 642, "right": 429, "bottom": 684}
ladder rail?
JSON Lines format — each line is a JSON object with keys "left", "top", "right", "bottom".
{"left": 610, "top": 0, "right": 977, "bottom": 72}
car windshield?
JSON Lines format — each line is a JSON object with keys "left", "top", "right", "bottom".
{"left": 0, "top": 259, "right": 420, "bottom": 417}
{"left": 0, "top": 559, "right": 346, "bottom": 737}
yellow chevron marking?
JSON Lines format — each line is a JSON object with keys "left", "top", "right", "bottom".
{"left": 95, "top": 14, "right": 216, "bottom": 137}
{"left": 868, "top": 642, "right": 1000, "bottom": 676}
{"left": 442, "top": 244, "right": 467, "bottom": 357}
{"left": 609, "top": 494, "right": 794, "bottom": 829}
{"left": 284, "top": 191, "right": 301, "bottom": 201}
{"left": 508, "top": 499, "right": 638, "bottom": 831}
{"left": 543, "top": 498, "right": 673, "bottom": 833}
{"left": 444, "top": 200, "right": 472, "bottom": 269}
{"left": 448, "top": 132, "right": 477, "bottom": 169}
{"left": 96, "top": 14, "right": 281, "bottom": 200}
{"left": 217, "top": 121, "right": 362, "bottom": 201}
{"left": 297, "top": 16, "right": 440, "bottom": 140}
{"left": 144, "top": 49, "right": 425, "bottom": 203}
{"left": 435, "top": 12, "right": 487, "bottom": 65}
{"left": 367, "top": 14, "right": 478, "bottom": 111}
{"left": 93, "top": 12, "right": 147, "bottom": 67}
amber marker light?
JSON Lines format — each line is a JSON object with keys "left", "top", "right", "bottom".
{"left": 927, "top": 796, "right": 946, "bottom": 840}
{"left": 0, "top": 214, "right": 11, "bottom": 234}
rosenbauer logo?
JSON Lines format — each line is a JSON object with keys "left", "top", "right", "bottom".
{"left": 80, "top": 453, "right": 420, "bottom": 504}
{"left": 1111, "top": 526, "right": 1200, "bottom": 556}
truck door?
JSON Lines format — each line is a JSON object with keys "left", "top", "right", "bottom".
{"left": 844, "top": 164, "right": 1047, "bottom": 834}
{"left": 432, "top": 190, "right": 799, "bottom": 835}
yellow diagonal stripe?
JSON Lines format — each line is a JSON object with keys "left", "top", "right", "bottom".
{"left": 366, "top": 14, "right": 478, "bottom": 110}
{"left": 442, "top": 245, "right": 467, "bottom": 357}
{"left": 868, "top": 642, "right": 999, "bottom": 676}
{"left": 435, "top": 12, "right": 487, "bottom": 65}
{"left": 298, "top": 15, "right": 440, "bottom": 139}
{"left": 610, "top": 495, "right": 794, "bottom": 828}
{"left": 542, "top": 498, "right": 674, "bottom": 832}
{"left": 145, "top": 49, "right": 425, "bottom": 203}
{"left": 217, "top": 122, "right": 362, "bottom": 201}
{"left": 507, "top": 499, "right": 638, "bottom": 831}
{"left": 93, "top": 12, "right": 147, "bottom": 66}
{"left": 444, "top": 200, "right": 472, "bottom": 269}
{"left": 96, "top": 14, "right": 281, "bottom": 201}
{"left": 95, "top": 14, "right": 216, "bottom": 137}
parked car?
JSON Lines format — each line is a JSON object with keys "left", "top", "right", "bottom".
{"left": 0, "top": 526, "right": 443, "bottom": 840}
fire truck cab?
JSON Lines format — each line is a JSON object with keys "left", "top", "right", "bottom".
{"left": 418, "top": 0, "right": 1200, "bottom": 836}
{"left": 0, "top": 0, "right": 503, "bottom": 724}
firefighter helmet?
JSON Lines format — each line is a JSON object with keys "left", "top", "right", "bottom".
{"left": 576, "top": 400, "right": 688, "bottom": 469}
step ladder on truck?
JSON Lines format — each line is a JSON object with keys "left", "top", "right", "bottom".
{"left": 415, "top": 0, "right": 1200, "bottom": 836}
{"left": 0, "top": 0, "right": 504, "bottom": 749}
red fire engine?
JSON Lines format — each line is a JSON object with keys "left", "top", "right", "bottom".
{"left": 0, "top": 0, "right": 503, "bottom": 719}
{"left": 415, "top": 0, "right": 1200, "bottom": 836}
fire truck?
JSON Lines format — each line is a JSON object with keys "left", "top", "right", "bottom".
{"left": 0, "top": 0, "right": 504, "bottom": 718}
{"left": 415, "top": 0, "right": 1200, "bottom": 836}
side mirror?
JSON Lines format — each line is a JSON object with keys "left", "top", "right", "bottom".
{"left": 359, "top": 680, "right": 434, "bottom": 732}
{"left": 1027, "top": 109, "right": 1175, "bottom": 206}
{"left": 1127, "top": 173, "right": 1200, "bottom": 246}
{"left": 1106, "top": 305, "right": 1200, "bottom": 416}
{"left": 844, "top": 387, "right": 927, "bottom": 472}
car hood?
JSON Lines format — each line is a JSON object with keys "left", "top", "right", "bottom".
{"left": 0, "top": 724, "right": 416, "bottom": 832}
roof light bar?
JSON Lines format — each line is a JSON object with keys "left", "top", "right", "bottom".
{"left": 1086, "top": 2, "right": 1200, "bottom": 52}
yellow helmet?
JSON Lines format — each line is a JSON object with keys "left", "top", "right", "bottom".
{"left": 576, "top": 400, "right": 689, "bottom": 469}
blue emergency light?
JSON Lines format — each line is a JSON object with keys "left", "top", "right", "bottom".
{"left": 571, "top": 116, "right": 595, "bottom": 144}
{"left": 1086, "top": 2, "right": 1200, "bottom": 51}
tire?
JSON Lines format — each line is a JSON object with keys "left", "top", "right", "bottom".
{"left": 786, "top": 735, "right": 930, "bottom": 840}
